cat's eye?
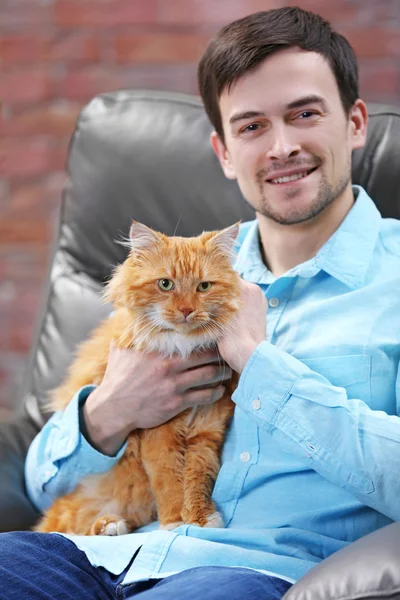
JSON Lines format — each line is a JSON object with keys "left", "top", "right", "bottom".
{"left": 197, "top": 282, "right": 212, "bottom": 292}
{"left": 158, "top": 279, "right": 174, "bottom": 291}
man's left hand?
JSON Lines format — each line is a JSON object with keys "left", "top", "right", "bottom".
{"left": 217, "top": 279, "right": 268, "bottom": 373}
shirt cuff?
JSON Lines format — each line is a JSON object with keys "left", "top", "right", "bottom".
{"left": 232, "top": 341, "right": 307, "bottom": 427}
{"left": 51, "top": 384, "right": 127, "bottom": 466}
{"left": 26, "top": 385, "right": 127, "bottom": 511}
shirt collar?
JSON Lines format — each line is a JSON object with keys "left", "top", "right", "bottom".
{"left": 234, "top": 186, "right": 382, "bottom": 290}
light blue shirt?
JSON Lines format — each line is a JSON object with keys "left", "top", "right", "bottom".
{"left": 25, "top": 186, "right": 400, "bottom": 585}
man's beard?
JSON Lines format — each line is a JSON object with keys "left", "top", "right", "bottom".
{"left": 247, "top": 162, "right": 351, "bottom": 226}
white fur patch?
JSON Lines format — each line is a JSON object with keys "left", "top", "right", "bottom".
{"left": 204, "top": 511, "right": 224, "bottom": 528}
{"left": 102, "top": 520, "right": 129, "bottom": 536}
{"left": 145, "top": 330, "right": 215, "bottom": 359}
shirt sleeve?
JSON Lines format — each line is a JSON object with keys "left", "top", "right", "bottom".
{"left": 232, "top": 341, "right": 400, "bottom": 521}
{"left": 25, "top": 385, "right": 127, "bottom": 512}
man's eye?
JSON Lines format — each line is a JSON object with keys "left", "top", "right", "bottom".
{"left": 242, "top": 123, "right": 261, "bottom": 133}
{"left": 298, "top": 111, "right": 316, "bottom": 119}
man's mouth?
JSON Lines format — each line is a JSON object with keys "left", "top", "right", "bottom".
{"left": 267, "top": 167, "right": 318, "bottom": 184}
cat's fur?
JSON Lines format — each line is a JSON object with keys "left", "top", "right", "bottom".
{"left": 35, "top": 222, "right": 241, "bottom": 536}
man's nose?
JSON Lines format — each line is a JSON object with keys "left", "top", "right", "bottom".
{"left": 265, "top": 125, "right": 301, "bottom": 161}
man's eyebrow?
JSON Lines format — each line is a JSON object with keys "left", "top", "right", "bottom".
{"left": 229, "top": 111, "right": 266, "bottom": 126}
{"left": 286, "top": 95, "right": 328, "bottom": 111}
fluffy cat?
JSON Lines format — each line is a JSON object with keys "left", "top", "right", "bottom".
{"left": 35, "top": 221, "right": 241, "bottom": 536}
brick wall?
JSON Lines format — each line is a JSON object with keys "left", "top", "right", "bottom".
{"left": 1, "top": 0, "right": 399, "bottom": 416}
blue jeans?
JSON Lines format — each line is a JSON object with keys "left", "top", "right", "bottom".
{"left": 0, "top": 531, "right": 292, "bottom": 599}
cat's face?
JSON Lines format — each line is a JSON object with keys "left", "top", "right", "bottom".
{"left": 107, "top": 223, "right": 241, "bottom": 345}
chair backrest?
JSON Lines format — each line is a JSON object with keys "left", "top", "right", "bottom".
{"left": 20, "top": 90, "right": 400, "bottom": 427}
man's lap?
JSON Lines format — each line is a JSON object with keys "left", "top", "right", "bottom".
{"left": 0, "top": 531, "right": 292, "bottom": 600}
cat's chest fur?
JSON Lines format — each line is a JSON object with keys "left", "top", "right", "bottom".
{"left": 138, "top": 329, "right": 216, "bottom": 359}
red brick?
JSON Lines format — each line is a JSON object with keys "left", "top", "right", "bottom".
{"left": 0, "top": 219, "right": 53, "bottom": 245}
{"left": 2, "top": 103, "right": 81, "bottom": 136}
{"left": 0, "top": 137, "right": 67, "bottom": 178}
{"left": 344, "top": 28, "right": 400, "bottom": 58}
{"left": 0, "top": 36, "right": 49, "bottom": 66}
{"left": 55, "top": 0, "right": 157, "bottom": 28}
{"left": 359, "top": 62, "right": 400, "bottom": 99}
{"left": 0, "top": 70, "right": 52, "bottom": 105}
{"left": 285, "top": 0, "right": 359, "bottom": 24}
{"left": 0, "top": 34, "right": 101, "bottom": 67}
{"left": 121, "top": 64, "right": 199, "bottom": 94}
{"left": 158, "top": 0, "right": 284, "bottom": 24}
{"left": 0, "top": 1, "right": 54, "bottom": 33}
{"left": 52, "top": 33, "right": 101, "bottom": 62}
{"left": 115, "top": 33, "right": 210, "bottom": 64}
{"left": 6, "top": 176, "right": 64, "bottom": 218}
{"left": 0, "top": 248, "right": 48, "bottom": 282}
{"left": 55, "top": 68, "right": 122, "bottom": 101}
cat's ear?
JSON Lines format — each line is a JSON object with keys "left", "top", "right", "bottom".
{"left": 210, "top": 222, "right": 240, "bottom": 256}
{"left": 129, "top": 221, "right": 160, "bottom": 252}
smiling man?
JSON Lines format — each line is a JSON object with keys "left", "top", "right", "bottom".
{"left": 2, "top": 6, "right": 400, "bottom": 600}
{"left": 201, "top": 19, "right": 368, "bottom": 278}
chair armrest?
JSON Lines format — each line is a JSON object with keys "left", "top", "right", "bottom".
{"left": 283, "top": 522, "right": 400, "bottom": 600}
{"left": 0, "top": 412, "right": 41, "bottom": 532}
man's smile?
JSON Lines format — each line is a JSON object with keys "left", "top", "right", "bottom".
{"left": 267, "top": 166, "right": 318, "bottom": 185}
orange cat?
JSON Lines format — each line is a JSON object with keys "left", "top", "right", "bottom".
{"left": 35, "top": 221, "right": 241, "bottom": 536}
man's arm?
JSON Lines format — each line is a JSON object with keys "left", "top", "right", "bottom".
{"left": 218, "top": 280, "right": 400, "bottom": 521}
{"left": 24, "top": 385, "right": 125, "bottom": 512}
{"left": 25, "top": 347, "right": 231, "bottom": 513}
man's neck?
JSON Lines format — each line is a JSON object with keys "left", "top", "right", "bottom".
{"left": 258, "top": 188, "right": 355, "bottom": 278}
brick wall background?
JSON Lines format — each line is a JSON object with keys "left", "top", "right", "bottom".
{"left": 1, "top": 0, "right": 400, "bottom": 416}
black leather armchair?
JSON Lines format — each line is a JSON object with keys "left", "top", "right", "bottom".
{"left": 2, "top": 91, "right": 400, "bottom": 600}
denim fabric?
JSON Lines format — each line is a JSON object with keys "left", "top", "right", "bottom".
{"left": 121, "top": 566, "right": 291, "bottom": 599}
{"left": 0, "top": 531, "right": 291, "bottom": 600}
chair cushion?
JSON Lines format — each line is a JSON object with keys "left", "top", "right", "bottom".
{"left": 283, "top": 522, "right": 400, "bottom": 600}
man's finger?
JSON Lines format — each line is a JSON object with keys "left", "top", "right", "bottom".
{"left": 175, "top": 364, "right": 232, "bottom": 393}
{"left": 174, "top": 348, "right": 223, "bottom": 372}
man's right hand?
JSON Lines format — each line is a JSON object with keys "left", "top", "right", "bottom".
{"left": 82, "top": 345, "right": 231, "bottom": 456}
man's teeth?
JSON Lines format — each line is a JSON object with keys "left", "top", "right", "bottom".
{"left": 270, "top": 170, "right": 310, "bottom": 184}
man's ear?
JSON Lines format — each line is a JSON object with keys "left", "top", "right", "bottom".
{"left": 350, "top": 99, "right": 368, "bottom": 151}
{"left": 210, "top": 131, "right": 237, "bottom": 180}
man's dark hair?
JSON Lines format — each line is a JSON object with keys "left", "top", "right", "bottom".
{"left": 197, "top": 7, "right": 359, "bottom": 141}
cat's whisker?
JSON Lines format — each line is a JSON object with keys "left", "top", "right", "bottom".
{"left": 134, "top": 322, "right": 161, "bottom": 347}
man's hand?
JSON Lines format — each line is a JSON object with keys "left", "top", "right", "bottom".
{"left": 217, "top": 279, "right": 268, "bottom": 374}
{"left": 82, "top": 346, "right": 231, "bottom": 456}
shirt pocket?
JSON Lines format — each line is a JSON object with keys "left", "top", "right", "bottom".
{"left": 300, "top": 354, "right": 371, "bottom": 405}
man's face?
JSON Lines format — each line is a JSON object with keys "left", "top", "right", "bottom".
{"left": 212, "top": 48, "right": 367, "bottom": 226}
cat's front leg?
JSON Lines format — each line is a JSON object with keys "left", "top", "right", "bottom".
{"left": 140, "top": 422, "right": 186, "bottom": 530}
{"left": 181, "top": 397, "right": 234, "bottom": 528}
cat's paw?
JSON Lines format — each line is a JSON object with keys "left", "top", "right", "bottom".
{"left": 159, "top": 521, "right": 184, "bottom": 531}
{"left": 91, "top": 517, "right": 129, "bottom": 536}
{"left": 203, "top": 511, "right": 224, "bottom": 528}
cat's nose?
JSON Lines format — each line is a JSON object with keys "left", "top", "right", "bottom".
{"left": 178, "top": 307, "right": 194, "bottom": 319}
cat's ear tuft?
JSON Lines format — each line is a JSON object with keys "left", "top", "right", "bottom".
{"left": 211, "top": 222, "right": 240, "bottom": 256}
{"left": 129, "top": 221, "right": 160, "bottom": 252}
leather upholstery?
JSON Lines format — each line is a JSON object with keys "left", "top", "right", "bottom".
{"left": 20, "top": 92, "right": 400, "bottom": 429}
{"left": 2, "top": 91, "right": 400, "bottom": 599}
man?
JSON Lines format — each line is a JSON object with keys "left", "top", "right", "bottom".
{"left": 1, "top": 6, "right": 400, "bottom": 600}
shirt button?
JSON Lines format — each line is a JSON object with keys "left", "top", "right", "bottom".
{"left": 269, "top": 297, "right": 280, "bottom": 308}
{"left": 252, "top": 399, "right": 261, "bottom": 410}
{"left": 240, "top": 451, "right": 251, "bottom": 463}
